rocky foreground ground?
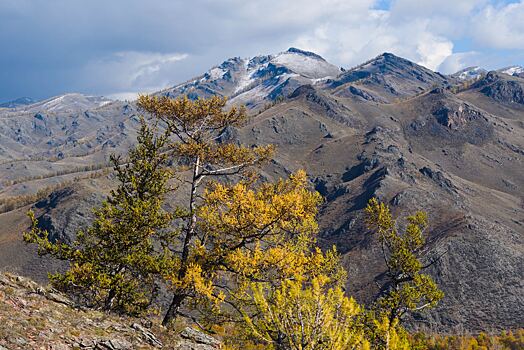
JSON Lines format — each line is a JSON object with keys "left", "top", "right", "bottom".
{"left": 0, "top": 272, "right": 220, "bottom": 350}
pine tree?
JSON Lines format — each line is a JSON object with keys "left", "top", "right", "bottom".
{"left": 365, "top": 198, "right": 443, "bottom": 349}
{"left": 24, "top": 119, "right": 174, "bottom": 315}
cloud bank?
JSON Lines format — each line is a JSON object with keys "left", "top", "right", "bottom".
{"left": 0, "top": 0, "right": 523, "bottom": 101}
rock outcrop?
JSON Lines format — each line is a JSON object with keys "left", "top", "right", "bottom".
{"left": 0, "top": 273, "right": 221, "bottom": 350}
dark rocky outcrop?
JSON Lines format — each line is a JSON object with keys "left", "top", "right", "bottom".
{"left": 475, "top": 72, "right": 524, "bottom": 104}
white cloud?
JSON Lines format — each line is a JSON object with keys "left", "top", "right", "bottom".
{"left": 438, "top": 52, "right": 482, "bottom": 74}
{"left": 81, "top": 51, "right": 189, "bottom": 97}
{"left": 2, "top": 0, "right": 524, "bottom": 100}
{"left": 290, "top": 9, "right": 454, "bottom": 71}
{"left": 416, "top": 33, "right": 454, "bottom": 70}
{"left": 389, "top": 0, "right": 484, "bottom": 18}
{"left": 105, "top": 92, "right": 141, "bottom": 101}
{"left": 471, "top": 1, "right": 524, "bottom": 49}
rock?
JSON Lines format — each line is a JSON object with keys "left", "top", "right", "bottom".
{"left": 348, "top": 85, "right": 379, "bottom": 101}
{"left": 390, "top": 192, "right": 404, "bottom": 206}
{"left": 78, "top": 339, "right": 97, "bottom": 348}
{"left": 0, "top": 274, "right": 16, "bottom": 288}
{"left": 419, "top": 167, "right": 456, "bottom": 193}
{"left": 131, "top": 323, "right": 162, "bottom": 347}
{"left": 432, "top": 103, "right": 484, "bottom": 129}
{"left": 15, "top": 275, "right": 39, "bottom": 291}
{"left": 476, "top": 72, "right": 524, "bottom": 104}
{"left": 95, "top": 339, "right": 132, "bottom": 350}
{"left": 179, "top": 327, "right": 221, "bottom": 347}
{"left": 216, "top": 126, "right": 238, "bottom": 144}
{"left": 44, "top": 290, "right": 74, "bottom": 306}
{"left": 12, "top": 337, "right": 27, "bottom": 346}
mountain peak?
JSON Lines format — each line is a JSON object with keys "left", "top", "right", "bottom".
{"left": 498, "top": 65, "right": 524, "bottom": 76}
{"left": 451, "top": 66, "right": 487, "bottom": 81}
{"left": 376, "top": 52, "right": 413, "bottom": 64}
{"left": 331, "top": 52, "right": 449, "bottom": 100}
{"left": 348, "top": 52, "right": 415, "bottom": 73}
{"left": 163, "top": 48, "right": 341, "bottom": 106}
{"left": 378, "top": 52, "right": 398, "bottom": 59}
{"left": 285, "top": 47, "right": 326, "bottom": 61}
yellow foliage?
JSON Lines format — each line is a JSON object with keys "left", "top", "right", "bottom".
{"left": 409, "top": 329, "right": 524, "bottom": 350}
{"left": 236, "top": 275, "right": 368, "bottom": 350}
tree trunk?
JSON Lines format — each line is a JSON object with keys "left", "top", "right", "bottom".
{"left": 163, "top": 157, "right": 200, "bottom": 327}
{"left": 179, "top": 156, "right": 200, "bottom": 269}
{"left": 275, "top": 333, "right": 286, "bottom": 350}
{"left": 162, "top": 293, "right": 186, "bottom": 326}
{"left": 104, "top": 288, "right": 117, "bottom": 311}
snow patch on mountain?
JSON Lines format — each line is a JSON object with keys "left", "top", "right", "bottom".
{"left": 271, "top": 50, "right": 340, "bottom": 79}
{"left": 498, "top": 66, "right": 524, "bottom": 76}
{"left": 14, "top": 93, "right": 114, "bottom": 113}
{"left": 162, "top": 48, "right": 342, "bottom": 108}
{"left": 233, "top": 59, "right": 261, "bottom": 94}
{"left": 452, "top": 66, "right": 487, "bottom": 81}
{"left": 205, "top": 67, "right": 227, "bottom": 81}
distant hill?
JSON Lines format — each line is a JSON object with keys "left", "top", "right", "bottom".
{"left": 0, "top": 97, "right": 38, "bottom": 108}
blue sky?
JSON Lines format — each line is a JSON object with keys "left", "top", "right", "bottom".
{"left": 1, "top": 0, "right": 523, "bottom": 101}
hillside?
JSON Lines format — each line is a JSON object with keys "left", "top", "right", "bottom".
{"left": 0, "top": 272, "right": 221, "bottom": 349}
{"left": 0, "top": 49, "right": 522, "bottom": 333}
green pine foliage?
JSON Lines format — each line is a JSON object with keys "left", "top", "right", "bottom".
{"left": 24, "top": 119, "right": 176, "bottom": 315}
{"left": 365, "top": 198, "right": 444, "bottom": 324}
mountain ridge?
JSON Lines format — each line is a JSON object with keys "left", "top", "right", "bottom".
{"left": 0, "top": 49, "right": 523, "bottom": 333}
{"left": 0, "top": 97, "right": 39, "bottom": 108}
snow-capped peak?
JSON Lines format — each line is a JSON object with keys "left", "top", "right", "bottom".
{"left": 271, "top": 48, "right": 340, "bottom": 79}
{"left": 451, "top": 66, "right": 487, "bottom": 81}
{"left": 498, "top": 66, "right": 524, "bottom": 76}
{"left": 205, "top": 67, "right": 227, "bottom": 81}
{"left": 162, "top": 48, "right": 342, "bottom": 108}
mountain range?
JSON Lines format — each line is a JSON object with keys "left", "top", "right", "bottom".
{"left": 0, "top": 97, "right": 39, "bottom": 108}
{"left": 0, "top": 48, "right": 523, "bottom": 332}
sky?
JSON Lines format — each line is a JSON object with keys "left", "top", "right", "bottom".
{"left": 1, "top": 0, "right": 523, "bottom": 102}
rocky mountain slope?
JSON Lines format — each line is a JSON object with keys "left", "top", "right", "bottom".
{"left": 0, "top": 272, "right": 221, "bottom": 349}
{"left": 0, "top": 49, "right": 523, "bottom": 333}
